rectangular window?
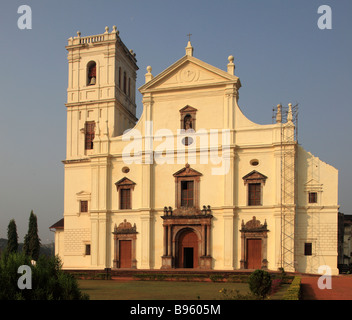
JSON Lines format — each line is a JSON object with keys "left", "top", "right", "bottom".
{"left": 120, "top": 189, "right": 131, "bottom": 209}
{"left": 128, "top": 78, "right": 131, "bottom": 97}
{"left": 181, "top": 181, "right": 194, "bottom": 207}
{"left": 85, "top": 121, "right": 95, "bottom": 150}
{"left": 248, "top": 183, "right": 261, "bottom": 206}
{"left": 118, "top": 67, "right": 121, "bottom": 88}
{"left": 309, "top": 192, "right": 317, "bottom": 203}
{"left": 123, "top": 72, "right": 127, "bottom": 94}
{"left": 304, "top": 243, "right": 312, "bottom": 256}
{"left": 85, "top": 244, "right": 91, "bottom": 256}
{"left": 80, "top": 200, "right": 88, "bottom": 213}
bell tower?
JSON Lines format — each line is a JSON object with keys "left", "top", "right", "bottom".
{"left": 65, "top": 26, "right": 138, "bottom": 160}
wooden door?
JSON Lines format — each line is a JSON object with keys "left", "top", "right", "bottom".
{"left": 178, "top": 229, "right": 198, "bottom": 268}
{"left": 183, "top": 247, "right": 194, "bottom": 268}
{"left": 119, "top": 240, "right": 132, "bottom": 268}
{"left": 247, "top": 239, "right": 262, "bottom": 269}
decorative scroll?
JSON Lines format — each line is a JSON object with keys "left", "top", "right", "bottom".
{"left": 241, "top": 216, "right": 268, "bottom": 232}
{"left": 113, "top": 219, "right": 137, "bottom": 234}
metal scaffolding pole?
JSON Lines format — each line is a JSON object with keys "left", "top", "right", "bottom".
{"left": 273, "top": 103, "right": 298, "bottom": 271}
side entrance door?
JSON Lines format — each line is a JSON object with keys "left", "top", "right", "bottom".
{"left": 247, "top": 239, "right": 262, "bottom": 269}
{"left": 119, "top": 240, "right": 132, "bottom": 268}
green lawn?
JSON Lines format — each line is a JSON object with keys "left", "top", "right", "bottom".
{"left": 78, "top": 280, "right": 252, "bottom": 300}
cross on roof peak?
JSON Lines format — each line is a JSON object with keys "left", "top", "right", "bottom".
{"left": 185, "top": 34, "right": 194, "bottom": 56}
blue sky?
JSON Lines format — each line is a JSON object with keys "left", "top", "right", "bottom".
{"left": 0, "top": 0, "right": 351, "bottom": 243}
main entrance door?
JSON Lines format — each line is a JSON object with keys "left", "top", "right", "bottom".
{"left": 119, "top": 240, "right": 132, "bottom": 268}
{"left": 177, "top": 229, "right": 198, "bottom": 268}
{"left": 247, "top": 239, "right": 262, "bottom": 269}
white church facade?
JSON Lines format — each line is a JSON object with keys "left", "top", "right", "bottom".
{"left": 50, "top": 27, "right": 339, "bottom": 275}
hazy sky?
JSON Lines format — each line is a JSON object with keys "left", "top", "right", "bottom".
{"left": 0, "top": 1, "right": 351, "bottom": 243}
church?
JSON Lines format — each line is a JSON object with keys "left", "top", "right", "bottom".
{"left": 50, "top": 27, "right": 339, "bottom": 275}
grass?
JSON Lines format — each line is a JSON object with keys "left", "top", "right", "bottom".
{"left": 78, "top": 280, "right": 251, "bottom": 300}
{"left": 78, "top": 279, "right": 290, "bottom": 300}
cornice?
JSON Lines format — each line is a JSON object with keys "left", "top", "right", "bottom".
{"left": 62, "top": 158, "right": 90, "bottom": 164}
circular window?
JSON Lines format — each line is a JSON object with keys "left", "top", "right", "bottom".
{"left": 122, "top": 166, "right": 130, "bottom": 173}
{"left": 250, "top": 159, "right": 259, "bottom": 166}
{"left": 182, "top": 137, "right": 193, "bottom": 146}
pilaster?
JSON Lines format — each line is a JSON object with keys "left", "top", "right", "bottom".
{"left": 223, "top": 210, "right": 234, "bottom": 269}
{"left": 140, "top": 212, "right": 152, "bottom": 269}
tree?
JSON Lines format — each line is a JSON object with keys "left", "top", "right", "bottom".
{"left": 7, "top": 219, "right": 19, "bottom": 254}
{"left": 0, "top": 252, "right": 89, "bottom": 300}
{"left": 248, "top": 269, "right": 272, "bottom": 299}
{"left": 23, "top": 210, "right": 41, "bottom": 260}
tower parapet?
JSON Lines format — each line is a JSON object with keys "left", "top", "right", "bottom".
{"left": 65, "top": 27, "right": 138, "bottom": 160}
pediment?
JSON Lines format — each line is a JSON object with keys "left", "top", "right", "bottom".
{"left": 115, "top": 177, "right": 136, "bottom": 190}
{"left": 304, "top": 178, "right": 323, "bottom": 191}
{"left": 139, "top": 55, "right": 240, "bottom": 93}
{"left": 173, "top": 163, "right": 202, "bottom": 178}
{"left": 304, "top": 178, "right": 321, "bottom": 186}
{"left": 76, "top": 191, "right": 91, "bottom": 200}
{"left": 242, "top": 170, "right": 267, "bottom": 184}
{"left": 179, "top": 105, "right": 198, "bottom": 114}
{"left": 76, "top": 190, "right": 91, "bottom": 196}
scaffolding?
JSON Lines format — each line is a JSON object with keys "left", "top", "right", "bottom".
{"left": 272, "top": 103, "right": 299, "bottom": 271}
{"left": 272, "top": 103, "right": 299, "bottom": 141}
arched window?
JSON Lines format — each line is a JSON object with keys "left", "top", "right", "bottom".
{"left": 179, "top": 105, "right": 197, "bottom": 130}
{"left": 179, "top": 106, "right": 197, "bottom": 146}
{"left": 183, "top": 114, "right": 193, "bottom": 130}
{"left": 87, "top": 61, "right": 96, "bottom": 86}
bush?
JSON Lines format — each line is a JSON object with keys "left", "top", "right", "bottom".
{"left": 210, "top": 274, "right": 224, "bottom": 282}
{"left": 132, "top": 273, "right": 208, "bottom": 281}
{"left": 283, "top": 276, "right": 301, "bottom": 300}
{"left": 0, "top": 251, "right": 31, "bottom": 300}
{"left": 228, "top": 275, "right": 249, "bottom": 283}
{"left": 219, "top": 288, "right": 258, "bottom": 300}
{"left": 0, "top": 252, "right": 89, "bottom": 300}
{"left": 248, "top": 269, "right": 272, "bottom": 299}
{"left": 94, "top": 273, "right": 111, "bottom": 280}
{"left": 133, "top": 273, "right": 167, "bottom": 281}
